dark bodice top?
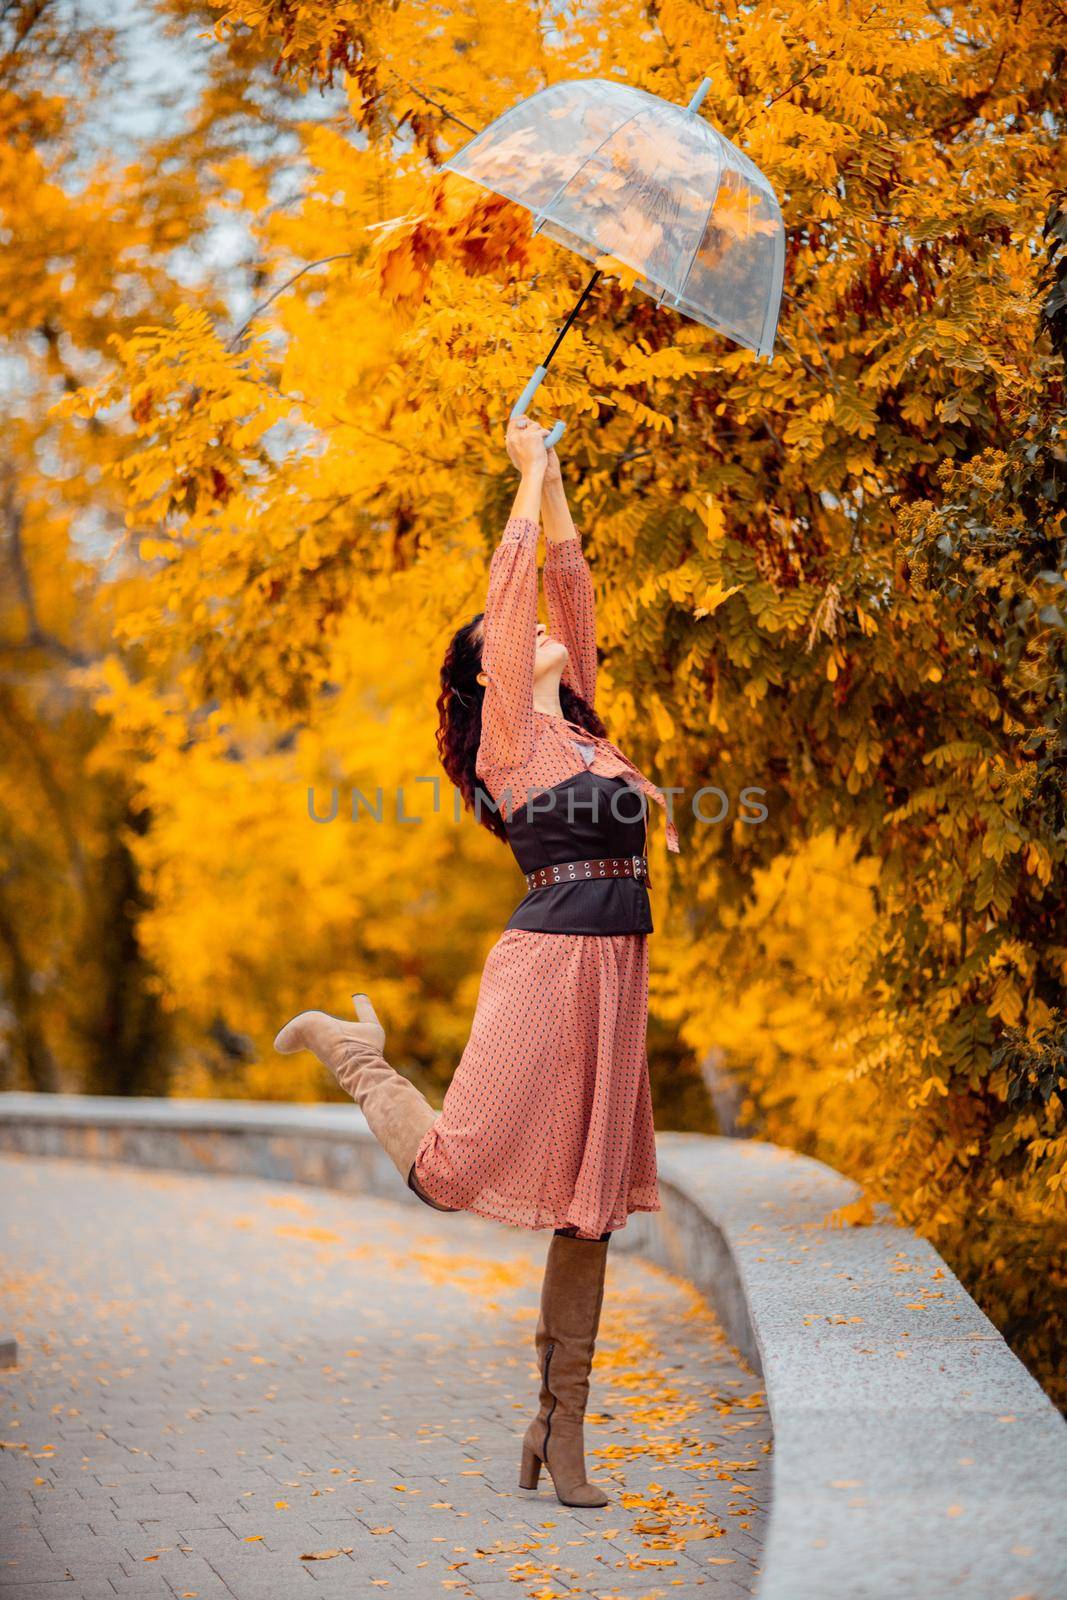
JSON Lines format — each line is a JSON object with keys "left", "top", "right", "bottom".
{"left": 502, "top": 752, "right": 652, "bottom": 935}
{"left": 475, "top": 518, "right": 678, "bottom": 936}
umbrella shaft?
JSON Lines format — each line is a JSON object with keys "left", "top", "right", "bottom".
{"left": 542, "top": 267, "right": 602, "bottom": 371}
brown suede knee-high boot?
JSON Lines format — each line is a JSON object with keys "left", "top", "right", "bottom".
{"left": 274, "top": 993, "right": 454, "bottom": 1207}
{"left": 518, "top": 1231, "right": 611, "bottom": 1507}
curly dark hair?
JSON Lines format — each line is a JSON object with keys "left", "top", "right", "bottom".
{"left": 436, "top": 612, "right": 607, "bottom": 843}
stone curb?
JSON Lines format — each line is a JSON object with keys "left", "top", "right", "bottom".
{"left": 2, "top": 1092, "right": 1065, "bottom": 1599}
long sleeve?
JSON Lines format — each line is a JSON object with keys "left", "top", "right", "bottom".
{"left": 476, "top": 514, "right": 540, "bottom": 778}
{"left": 543, "top": 534, "right": 597, "bottom": 709}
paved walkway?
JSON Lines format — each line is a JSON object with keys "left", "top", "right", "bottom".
{"left": 0, "top": 1154, "right": 770, "bottom": 1600}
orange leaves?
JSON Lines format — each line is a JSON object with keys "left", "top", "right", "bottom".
{"left": 832, "top": 385, "right": 878, "bottom": 441}
{"left": 274, "top": 1224, "right": 343, "bottom": 1244}
{"left": 450, "top": 190, "right": 535, "bottom": 277}
{"left": 52, "top": 304, "right": 289, "bottom": 532}
{"left": 823, "top": 1194, "right": 876, "bottom": 1228}
{"left": 209, "top": 0, "right": 379, "bottom": 89}
{"left": 369, "top": 181, "right": 534, "bottom": 313}
{"left": 375, "top": 218, "right": 440, "bottom": 310}
{"left": 713, "top": 1391, "right": 766, "bottom": 1416}
{"left": 618, "top": 1487, "right": 726, "bottom": 1550}
{"left": 824, "top": 645, "right": 847, "bottom": 682}
{"left": 593, "top": 253, "right": 643, "bottom": 292}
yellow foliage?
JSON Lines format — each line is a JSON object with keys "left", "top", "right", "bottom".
{"left": 3, "top": 0, "right": 1064, "bottom": 1408}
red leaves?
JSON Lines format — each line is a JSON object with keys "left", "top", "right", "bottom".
{"left": 832, "top": 654, "right": 854, "bottom": 706}
{"left": 372, "top": 184, "right": 533, "bottom": 312}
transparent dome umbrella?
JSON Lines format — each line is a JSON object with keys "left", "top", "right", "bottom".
{"left": 441, "top": 76, "right": 786, "bottom": 447}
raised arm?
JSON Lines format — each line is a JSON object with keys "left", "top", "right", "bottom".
{"left": 475, "top": 418, "right": 548, "bottom": 779}
{"left": 541, "top": 471, "right": 597, "bottom": 709}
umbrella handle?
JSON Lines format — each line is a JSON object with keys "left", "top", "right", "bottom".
{"left": 511, "top": 365, "right": 566, "bottom": 449}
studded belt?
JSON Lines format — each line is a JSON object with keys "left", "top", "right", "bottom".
{"left": 524, "top": 854, "right": 650, "bottom": 892}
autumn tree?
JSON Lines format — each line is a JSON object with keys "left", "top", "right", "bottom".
{"left": 12, "top": 0, "right": 1067, "bottom": 1399}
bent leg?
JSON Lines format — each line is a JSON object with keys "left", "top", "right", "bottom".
{"left": 275, "top": 996, "right": 448, "bottom": 1206}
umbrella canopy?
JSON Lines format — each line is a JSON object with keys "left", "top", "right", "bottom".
{"left": 442, "top": 77, "right": 785, "bottom": 368}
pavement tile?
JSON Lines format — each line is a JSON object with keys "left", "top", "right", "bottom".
{"left": 1, "top": 1154, "right": 769, "bottom": 1600}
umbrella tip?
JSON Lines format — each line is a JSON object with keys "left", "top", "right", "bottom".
{"left": 686, "top": 77, "right": 712, "bottom": 114}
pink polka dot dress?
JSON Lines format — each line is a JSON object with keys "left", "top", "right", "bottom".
{"left": 411, "top": 515, "right": 681, "bottom": 1239}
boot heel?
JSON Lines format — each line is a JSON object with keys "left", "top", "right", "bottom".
{"left": 518, "top": 1443, "right": 542, "bottom": 1489}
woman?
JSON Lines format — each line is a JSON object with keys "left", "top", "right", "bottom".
{"left": 276, "top": 412, "right": 680, "bottom": 1508}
